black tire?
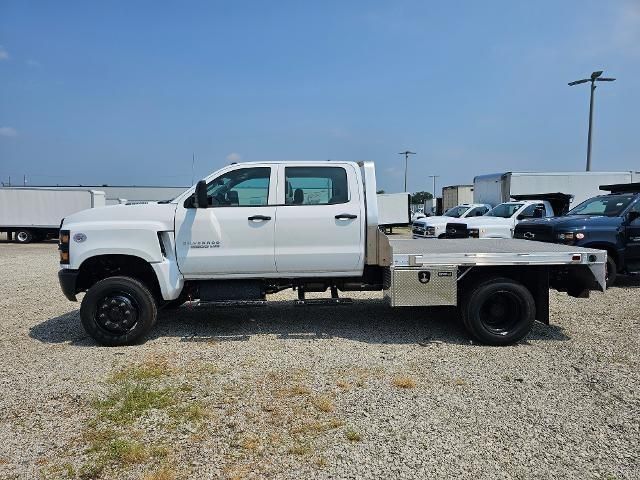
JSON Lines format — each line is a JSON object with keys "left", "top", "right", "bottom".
{"left": 80, "top": 276, "right": 157, "bottom": 346}
{"left": 605, "top": 256, "right": 617, "bottom": 288}
{"left": 461, "top": 277, "right": 535, "bottom": 346}
{"left": 15, "top": 229, "right": 34, "bottom": 244}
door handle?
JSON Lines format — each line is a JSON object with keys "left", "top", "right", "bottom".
{"left": 248, "top": 215, "right": 271, "bottom": 221}
{"left": 335, "top": 213, "right": 357, "bottom": 219}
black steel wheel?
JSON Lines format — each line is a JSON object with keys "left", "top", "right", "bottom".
{"left": 80, "top": 276, "right": 157, "bottom": 346}
{"left": 461, "top": 277, "right": 535, "bottom": 345}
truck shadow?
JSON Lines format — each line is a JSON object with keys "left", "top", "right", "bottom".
{"left": 611, "top": 275, "right": 640, "bottom": 289}
{"left": 29, "top": 299, "right": 569, "bottom": 346}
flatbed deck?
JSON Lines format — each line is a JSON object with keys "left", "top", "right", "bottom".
{"left": 389, "top": 238, "right": 606, "bottom": 274}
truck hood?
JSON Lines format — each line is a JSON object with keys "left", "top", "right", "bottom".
{"left": 517, "top": 215, "right": 622, "bottom": 229}
{"left": 457, "top": 216, "right": 513, "bottom": 227}
{"left": 63, "top": 202, "right": 177, "bottom": 231}
{"left": 415, "top": 215, "right": 457, "bottom": 227}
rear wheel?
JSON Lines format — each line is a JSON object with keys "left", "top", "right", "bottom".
{"left": 15, "top": 229, "right": 34, "bottom": 244}
{"left": 461, "top": 277, "right": 535, "bottom": 345}
{"left": 80, "top": 276, "right": 157, "bottom": 346}
{"left": 605, "top": 256, "right": 617, "bottom": 288}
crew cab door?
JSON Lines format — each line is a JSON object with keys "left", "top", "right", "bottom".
{"left": 274, "top": 164, "right": 364, "bottom": 274}
{"left": 625, "top": 201, "right": 640, "bottom": 270}
{"left": 174, "top": 165, "right": 277, "bottom": 276}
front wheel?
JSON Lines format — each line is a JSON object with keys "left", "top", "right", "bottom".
{"left": 460, "top": 277, "right": 535, "bottom": 345}
{"left": 80, "top": 276, "right": 157, "bottom": 346}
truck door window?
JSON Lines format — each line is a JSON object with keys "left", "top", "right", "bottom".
{"left": 468, "top": 206, "right": 489, "bottom": 217}
{"left": 206, "top": 167, "right": 270, "bottom": 207}
{"left": 519, "top": 204, "right": 544, "bottom": 219}
{"left": 568, "top": 194, "right": 635, "bottom": 217}
{"left": 284, "top": 167, "right": 349, "bottom": 205}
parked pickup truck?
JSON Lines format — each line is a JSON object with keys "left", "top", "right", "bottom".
{"left": 514, "top": 183, "right": 640, "bottom": 286}
{"left": 412, "top": 203, "right": 491, "bottom": 239}
{"left": 445, "top": 194, "right": 573, "bottom": 239}
{"left": 58, "top": 161, "right": 605, "bottom": 347}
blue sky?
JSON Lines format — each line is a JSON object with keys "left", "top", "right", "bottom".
{"left": 1, "top": 1, "right": 639, "bottom": 194}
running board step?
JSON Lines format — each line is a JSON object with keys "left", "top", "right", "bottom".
{"left": 196, "top": 300, "right": 267, "bottom": 307}
{"left": 295, "top": 298, "right": 353, "bottom": 306}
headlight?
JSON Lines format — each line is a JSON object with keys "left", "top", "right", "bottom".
{"left": 426, "top": 226, "right": 436, "bottom": 236}
{"left": 469, "top": 228, "right": 479, "bottom": 238}
{"left": 59, "top": 229, "right": 70, "bottom": 264}
{"left": 557, "top": 232, "right": 584, "bottom": 242}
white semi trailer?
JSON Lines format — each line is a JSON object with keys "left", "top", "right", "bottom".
{"left": 442, "top": 185, "right": 473, "bottom": 211}
{"left": 377, "top": 193, "right": 410, "bottom": 232}
{"left": 0, "top": 187, "right": 105, "bottom": 243}
{"left": 474, "top": 171, "right": 639, "bottom": 208}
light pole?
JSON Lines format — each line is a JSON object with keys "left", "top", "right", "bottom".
{"left": 568, "top": 70, "right": 616, "bottom": 171}
{"left": 398, "top": 151, "right": 416, "bottom": 192}
{"left": 429, "top": 175, "right": 439, "bottom": 214}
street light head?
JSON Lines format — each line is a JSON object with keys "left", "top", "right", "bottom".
{"left": 591, "top": 71, "right": 603, "bottom": 80}
{"left": 568, "top": 79, "right": 589, "bottom": 86}
{"left": 596, "top": 77, "right": 616, "bottom": 82}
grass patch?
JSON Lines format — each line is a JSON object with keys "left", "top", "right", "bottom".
{"left": 392, "top": 376, "right": 416, "bottom": 389}
{"left": 288, "top": 443, "right": 312, "bottom": 455}
{"left": 336, "top": 380, "right": 350, "bottom": 390}
{"left": 143, "top": 465, "right": 177, "bottom": 480}
{"left": 94, "top": 383, "right": 176, "bottom": 424}
{"left": 312, "top": 396, "right": 335, "bottom": 413}
{"left": 105, "top": 438, "right": 148, "bottom": 464}
{"left": 168, "top": 401, "right": 208, "bottom": 425}
{"left": 345, "top": 429, "right": 362, "bottom": 442}
{"left": 109, "top": 357, "right": 170, "bottom": 383}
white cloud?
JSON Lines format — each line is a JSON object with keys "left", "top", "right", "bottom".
{"left": 0, "top": 127, "right": 17, "bottom": 137}
{"left": 0, "top": 46, "right": 8, "bottom": 61}
{"left": 226, "top": 152, "right": 242, "bottom": 162}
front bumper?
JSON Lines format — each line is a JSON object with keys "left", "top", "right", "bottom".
{"left": 58, "top": 269, "right": 79, "bottom": 301}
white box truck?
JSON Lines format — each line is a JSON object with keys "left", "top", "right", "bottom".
{"left": 442, "top": 185, "right": 473, "bottom": 211}
{"left": 0, "top": 187, "right": 105, "bottom": 243}
{"left": 57, "top": 161, "right": 605, "bottom": 347}
{"left": 377, "top": 193, "right": 410, "bottom": 232}
{"left": 474, "top": 171, "right": 640, "bottom": 208}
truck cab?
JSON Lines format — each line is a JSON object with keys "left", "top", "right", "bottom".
{"left": 412, "top": 203, "right": 491, "bottom": 239}
{"left": 446, "top": 193, "right": 572, "bottom": 239}
{"left": 514, "top": 183, "right": 640, "bottom": 286}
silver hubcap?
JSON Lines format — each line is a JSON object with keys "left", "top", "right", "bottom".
{"left": 17, "top": 232, "right": 29, "bottom": 242}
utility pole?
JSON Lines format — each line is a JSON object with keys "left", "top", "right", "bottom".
{"left": 23, "top": 174, "right": 26, "bottom": 186}
{"left": 428, "top": 175, "right": 439, "bottom": 214}
{"left": 568, "top": 70, "right": 616, "bottom": 171}
{"left": 191, "top": 153, "right": 195, "bottom": 185}
{"left": 398, "top": 151, "right": 416, "bottom": 192}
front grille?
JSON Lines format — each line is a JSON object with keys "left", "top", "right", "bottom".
{"left": 514, "top": 224, "right": 554, "bottom": 242}
{"left": 444, "top": 223, "right": 469, "bottom": 239}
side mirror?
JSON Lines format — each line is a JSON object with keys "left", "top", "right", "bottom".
{"left": 628, "top": 211, "right": 640, "bottom": 223}
{"left": 195, "top": 180, "right": 208, "bottom": 208}
{"left": 517, "top": 214, "right": 525, "bottom": 221}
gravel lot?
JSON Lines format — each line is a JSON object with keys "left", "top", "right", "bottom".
{"left": 0, "top": 240, "right": 638, "bottom": 480}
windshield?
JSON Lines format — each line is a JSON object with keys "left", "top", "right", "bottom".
{"left": 485, "top": 203, "right": 524, "bottom": 218}
{"left": 443, "top": 206, "right": 470, "bottom": 218}
{"left": 567, "top": 194, "right": 635, "bottom": 217}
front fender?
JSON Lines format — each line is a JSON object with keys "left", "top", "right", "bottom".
{"left": 63, "top": 221, "right": 166, "bottom": 269}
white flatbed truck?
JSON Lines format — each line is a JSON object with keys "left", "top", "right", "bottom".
{"left": 57, "top": 161, "right": 606, "bottom": 346}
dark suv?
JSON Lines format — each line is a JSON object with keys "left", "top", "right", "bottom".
{"left": 514, "top": 183, "right": 640, "bottom": 286}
